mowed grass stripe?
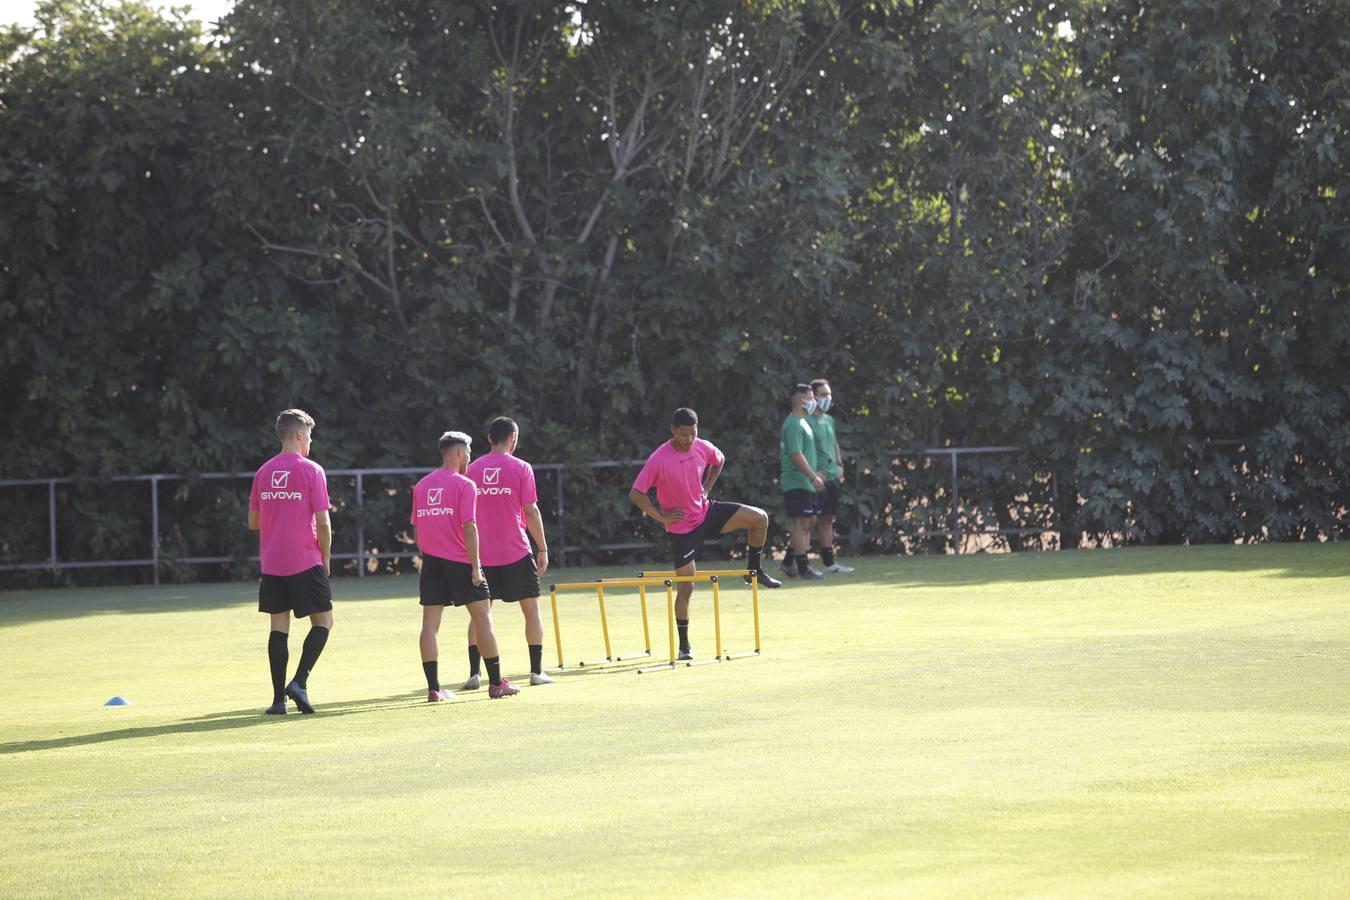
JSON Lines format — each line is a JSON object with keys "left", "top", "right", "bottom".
{"left": 1, "top": 544, "right": 1347, "bottom": 897}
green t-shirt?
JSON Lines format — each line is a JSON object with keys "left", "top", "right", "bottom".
{"left": 779, "top": 414, "right": 818, "bottom": 492}
{"left": 807, "top": 413, "right": 840, "bottom": 480}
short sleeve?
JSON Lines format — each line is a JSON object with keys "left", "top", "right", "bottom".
{"left": 632, "top": 456, "right": 657, "bottom": 493}
{"left": 249, "top": 470, "right": 261, "bottom": 511}
{"left": 310, "top": 464, "right": 331, "bottom": 512}
{"left": 702, "top": 440, "right": 725, "bottom": 468}
{"left": 460, "top": 478, "right": 477, "bottom": 523}
{"left": 521, "top": 463, "right": 538, "bottom": 505}
{"left": 784, "top": 422, "right": 805, "bottom": 456}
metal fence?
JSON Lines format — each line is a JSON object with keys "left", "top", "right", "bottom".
{"left": 0, "top": 446, "right": 1052, "bottom": 582}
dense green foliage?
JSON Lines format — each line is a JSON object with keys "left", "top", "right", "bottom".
{"left": 2, "top": 0, "right": 1346, "bottom": 580}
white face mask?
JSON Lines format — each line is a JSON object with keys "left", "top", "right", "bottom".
{"left": 803, "top": 398, "right": 818, "bottom": 414}
{"left": 816, "top": 396, "right": 831, "bottom": 413}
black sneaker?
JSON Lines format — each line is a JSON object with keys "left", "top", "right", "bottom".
{"left": 284, "top": 681, "right": 315, "bottom": 714}
{"left": 747, "top": 569, "right": 782, "bottom": 589}
{"left": 778, "top": 559, "right": 798, "bottom": 579}
{"left": 264, "top": 701, "right": 287, "bottom": 715}
{"left": 678, "top": 648, "right": 694, "bottom": 661}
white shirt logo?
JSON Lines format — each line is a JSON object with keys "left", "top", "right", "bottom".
{"left": 271, "top": 471, "right": 290, "bottom": 489}
{"left": 427, "top": 487, "right": 444, "bottom": 506}
{"left": 482, "top": 468, "right": 502, "bottom": 485}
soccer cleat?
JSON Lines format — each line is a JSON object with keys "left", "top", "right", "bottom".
{"left": 797, "top": 567, "right": 825, "bottom": 580}
{"left": 488, "top": 678, "right": 520, "bottom": 699}
{"left": 284, "top": 680, "right": 315, "bottom": 714}
{"left": 822, "top": 562, "right": 856, "bottom": 574}
{"left": 747, "top": 569, "right": 782, "bottom": 589}
{"left": 777, "top": 559, "right": 798, "bottom": 579}
{"left": 427, "top": 688, "right": 453, "bottom": 703}
{"left": 264, "top": 701, "right": 287, "bottom": 715}
{"left": 529, "top": 672, "right": 555, "bottom": 686}
{"left": 461, "top": 674, "right": 482, "bottom": 691}
{"left": 678, "top": 648, "right": 694, "bottom": 661}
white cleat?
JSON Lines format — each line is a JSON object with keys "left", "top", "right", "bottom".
{"left": 530, "top": 672, "right": 555, "bottom": 686}
{"left": 822, "top": 562, "right": 856, "bottom": 574}
{"left": 461, "top": 674, "right": 482, "bottom": 691}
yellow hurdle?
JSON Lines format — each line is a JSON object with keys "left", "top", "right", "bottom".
{"left": 549, "top": 579, "right": 661, "bottom": 669}
{"left": 635, "top": 568, "right": 761, "bottom": 662}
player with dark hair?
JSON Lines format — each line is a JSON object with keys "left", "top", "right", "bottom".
{"left": 780, "top": 384, "right": 824, "bottom": 580}
{"left": 464, "top": 416, "right": 553, "bottom": 689}
{"left": 249, "top": 408, "right": 333, "bottom": 715}
{"left": 629, "top": 407, "right": 780, "bottom": 660}
{"left": 809, "top": 378, "right": 854, "bottom": 574}
{"left": 412, "top": 430, "right": 518, "bottom": 701}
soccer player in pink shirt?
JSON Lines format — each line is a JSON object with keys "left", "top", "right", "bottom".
{"left": 248, "top": 408, "right": 333, "bottom": 715}
{"left": 412, "top": 431, "right": 518, "bottom": 701}
{"left": 629, "top": 407, "right": 781, "bottom": 660}
{"left": 465, "top": 417, "right": 553, "bottom": 688}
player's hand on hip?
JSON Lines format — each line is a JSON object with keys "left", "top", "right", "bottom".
{"left": 661, "top": 508, "right": 685, "bottom": 526}
{"left": 536, "top": 549, "right": 549, "bottom": 577}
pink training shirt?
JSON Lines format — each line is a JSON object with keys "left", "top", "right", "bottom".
{"left": 466, "top": 452, "right": 538, "bottom": 567}
{"left": 250, "top": 452, "right": 331, "bottom": 576}
{"left": 632, "top": 438, "right": 725, "bottom": 534}
{"left": 411, "top": 468, "right": 478, "bottom": 564}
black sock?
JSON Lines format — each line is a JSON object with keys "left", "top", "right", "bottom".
{"left": 748, "top": 545, "right": 763, "bottom": 573}
{"left": 677, "top": 618, "right": 690, "bottom": 652}
{"left": 485, "top": 655, "right": 502, "bottom": 687}
{"left": 468, "top": 645, "right": 481, "bottom": 677}
{"left": 268, "top": 631, "right": 288, "bottom": 704}
{"left": 797, "top": 554, "right": 811, "bottom": 574}
{"left": 529, "top": 643, "right": 543, "bottom": 675}
{"left": 782, "top": 550, "right": 795, "bottom": 568}
{"left": 293, "top": 625, "right": 329, "bottom": 689}
{"left": 423, "top": 660, "right": 439, "bottom": 693}
{"left": 822, "top": 546, "right": 836, "bottom": 567}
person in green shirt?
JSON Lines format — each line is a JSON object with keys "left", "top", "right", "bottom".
{"left": 809, "top": 378, "right": 855, "bottom": 574}
{"left": 779, "top": 383, "right": 824, "bottom": 580}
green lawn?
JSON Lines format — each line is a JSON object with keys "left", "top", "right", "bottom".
{"left": 1, "top": 545, "right": 1348, "bottom": 897}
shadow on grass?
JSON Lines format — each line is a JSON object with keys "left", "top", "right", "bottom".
{"left": 0, "top": 690, "right": 497, "bottom": 756}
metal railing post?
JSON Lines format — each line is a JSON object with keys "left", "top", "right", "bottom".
{"left": 150, "top": 476, "right": 161, "bottom": 586}
{"left": 555, "top": 467, "right": 566, "bottom": 567}
{"left": 355, "top": 472, "right": 365, "bottom": 578}
{"left": 950, "top": 451, "right": 961, "bottom": 553}
{"left": 48, "top": 480, "right": 57, "bottom": 576}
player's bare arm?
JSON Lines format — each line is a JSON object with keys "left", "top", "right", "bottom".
{"left": 629, "top": 488, "right": 684, "bottom": 525}
{"left": 463, "top": 521, "right": 483, "bottom": 585}
{"left": 701, "top": 462, "right": 723, "bottom": 499}
{"left": 791, "top": 452, "right": 825, "bottom": 490}
{"left": 315, "top": 509, "right": 332, "bottom": 576}
{"left": 523, "top": 502, "right": 550, "bottom": 576}
{"left": 248, "top": 510, "right": 260, "bottom": 530}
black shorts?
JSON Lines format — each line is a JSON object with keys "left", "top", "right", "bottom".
{"left": 783, "top": 488, "right": 819, "bottom": 519}
{"left": 669, "top": 501, "right": 742, "bottom": 570}
{"left": 816, "top": 479, "right": 842, "bottom": 517}
{"left": 484, "top": 553, "right": 540, "bottom": 603}
{"left": 258, "top": 565, "right": 333, "bottom": 617}
{"left": 419, "top": 554, "right": 491, "bottom": 607}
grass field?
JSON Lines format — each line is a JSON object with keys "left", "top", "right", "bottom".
{"left": 1, "top": 544, "right": 1348, "bottom": 897}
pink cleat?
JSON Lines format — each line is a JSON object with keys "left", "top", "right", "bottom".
{"left": 427, "top": 688, "right": 453, "bottom": 702}
{"left": 488, "top": 678, "right": 520, "bottom": 699}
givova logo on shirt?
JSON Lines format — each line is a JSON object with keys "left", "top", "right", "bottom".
{"left": 478, "top": 468, "right": 513, "bottom": 496}
{"left": 417, "top": 487, "right": 454, "bottom": 517}
{"left": 261, "top": 470, "right": 303, "bottom": 501}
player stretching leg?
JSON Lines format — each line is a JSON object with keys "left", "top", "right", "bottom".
{"left": 809, "top": 378, "right": 854, "bottom": 574}
{"left": 412, "top": 431, "right": 518, "bottom": 701}
{"left": 629, "top": 408, "right": 781, "bottom": 661}
{"left": 779, "top": 384, "right": 824, "bottom": 580}
{"left": 249, "top": 409, "right": 334, "bottom": 715}
{"left": 465, "top": 417, "right": 553, "bottom": 689}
